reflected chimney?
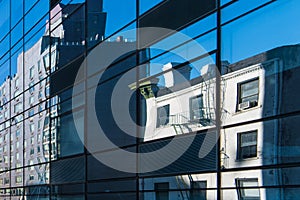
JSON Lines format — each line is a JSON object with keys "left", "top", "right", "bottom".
{"left": 162, "top": 62, "right": 192, "bottom": 88}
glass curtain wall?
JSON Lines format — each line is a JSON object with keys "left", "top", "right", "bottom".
{"left": 0, "top": 0, "right": 299, "bottom": 199}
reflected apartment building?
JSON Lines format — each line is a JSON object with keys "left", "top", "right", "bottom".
{"left": 0, "top": 32, "right": 53, "bottom": 197}
{"left": 0, "top": 0, "right": 107, "bottom": 198}
{"left": 139, "top": 44, "right": 300, "bottom": 200}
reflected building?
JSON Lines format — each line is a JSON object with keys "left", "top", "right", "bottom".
{"left": 139, "top": 44, "right": 300, "bottom": 200}
{"left": 0, "top": 0, "right": 107, "bottom": 198}
{"left": 0, "top": 32, "right": 52, "bottom": 198}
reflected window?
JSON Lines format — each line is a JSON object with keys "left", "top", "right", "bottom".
{"left": 38, "top": 60, "right": 42, "bottom": 72}
{"left": 191, "top": 181, "right": 207, "bottom": 200}
{"left": 238, "top": 78, "right": 259, "bottom": 111}
{"left": 3, "top": 96, "right": 7, "bottom": 104}
{"left": 16, "top": 130, "right": 21, "bottom": 138}
{"left": 15, "top": 77, "right": 19, "bottom": 88}
{"left": 238, "top": 130, "right": 257, "bottom": 160}
{"left": 31, "top": 136, "right": 34, "bottom": 144}
{"left": 4, "top": 178, "right": 9, "bottom": 185}
{"left": 28, "top": 109, "right": 34, "bottom": 117}
{"left": 236, "top": 178, "right": 260, "bottom": 200}
{"left": 39, "top": 104, "right": 43, "bottom": 112}
{"left": 38, "top": 91, "right": 43, "bottom": 99}
{"left": 14, "top": 103, "right": 22, "bottom": 113}
{"left": 4, "top": 156, "right": 8, "bottom": 164}
{"left": 38, "top": 120, "right": 42, "bottom": 130}
{"left": 46, "top": 86, "right": 50, "bottom": 97}
{"left": 30, "top": 148, "right": 34, "bottom": 155}
{"left": 43, "top": 53, "right": 50, "bottom": 70}
{"left": 14, "top": 90, "right": 20, "bottom": 98}
{"left": 29, "top": 96, "right": 34, "bottom": 105}
{"left": 15, "top": 176, "right": 22, "bottom": 184}
{"left": 30, "top": 123, "right": 35, "bottom": 133}
{"left": 29, "top": 66, "right": 35, "bottom": 79}
{"left": 155, "top": 182, "right": 169, "bottom": 200}
{"left": 51, "top": 50, "right": 57, "bottom": 72}
{"left": 190, "top": 95, "right": 204, "bottom": 121}
{"left": 29, "top": 175, "right": 34, "bottom": 181}
{"left": 29, "top": 81, "right": 35, "bottom": 93}
{"left": 156, "top": 105, "right": 170, "bottom": 127}
{"left": 2, "top": 87, "right": 6, "bottom": 95}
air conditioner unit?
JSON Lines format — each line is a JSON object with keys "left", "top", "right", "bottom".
{"left": 238, "top": 101, "right": 250, "bottom": 110}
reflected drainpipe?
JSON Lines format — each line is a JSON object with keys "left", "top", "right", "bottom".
{"left": 276, "top": 59, "right": 284, "bottom": 199}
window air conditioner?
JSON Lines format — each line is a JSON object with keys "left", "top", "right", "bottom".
{"left": 238, "top": 101, "right": 250, "bottom": 110}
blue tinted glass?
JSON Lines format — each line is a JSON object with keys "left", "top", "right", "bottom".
{"left": 103, "top": 0, "right": 136, "bottom": 37}
{"left": 11, "top": 0, "right": 23, "bottom": 26}
{"left": 0, "top": 59, "right": 10, "bottom": 88}
{"left": 58, "top": 111, "right": 84, "bottom": 157}
{"left": 222, "top": 0, "right": 300, "bottom": 63}
{"left": 221, "top": 0, "right": 271, "bottom": 24}
{"left": 0, "top": 0, "right": 10, "bottom": 40}
{"left": 139, "top": 0, "right": 164, "bottom": 14}
{"left": 24, "top": 0, "right": 49, "bottom": 34}
{"left": 25, "top": 0, "right": 38, "bottom": 13}
{"left": 0, "top": 36, "right": 9, "bottom": 58}
{"left": 11, "top": 21, "right": 23, "bottom": 46}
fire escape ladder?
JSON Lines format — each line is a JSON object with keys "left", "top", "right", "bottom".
{"left": 172, "top": 124, "right": 184, "bottom": 135}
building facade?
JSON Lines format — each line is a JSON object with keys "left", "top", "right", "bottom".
{"left": 0, "top": 0, "right": 300, "bottom": 199}
{"left": 140, "top": 44, "right": 300, "bottom": 200}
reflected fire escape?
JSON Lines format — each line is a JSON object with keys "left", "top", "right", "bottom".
{"left": 137, "top": 66, "right": 228, "bottom": 199}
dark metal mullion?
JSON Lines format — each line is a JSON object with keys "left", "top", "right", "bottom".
{"left": 84, "top": 1, "right": 88, "bottom": 200}
{"left": 48, "top": 1, "right": 52, "bottom": 199}
{"left": 216, "top": 0, "right": 222, "bottom": 199}
{"left": 21, "top": 0, "right": 26, "bottom": 198}
{"left": 136, "top": 1, "right": 140, "bottom": 199}
{"left": 8, "top": 0, "right": 12, "bottom": 198}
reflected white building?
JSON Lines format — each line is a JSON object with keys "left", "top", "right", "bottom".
{"left": 139, "top": 44, "right": 300, "bottom": 200}
{"left": 0, "top": 37, "right": 55, "bottom": 198}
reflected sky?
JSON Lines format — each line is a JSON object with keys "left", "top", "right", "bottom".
{"left": 222, "top": 0, "right": 300, "bottom": 63}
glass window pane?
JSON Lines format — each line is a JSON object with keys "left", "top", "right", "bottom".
{"left": 0, "top": 0, "right": 10, "bottom": 40}
{"left": 102, "top": 0, "right": 136, "bottom": 37}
